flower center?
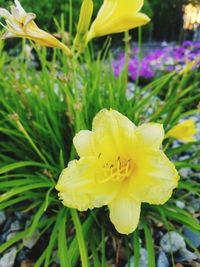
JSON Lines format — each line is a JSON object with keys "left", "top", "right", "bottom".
{"left": 99, "top": 156, "right": 133, "bottom": 183}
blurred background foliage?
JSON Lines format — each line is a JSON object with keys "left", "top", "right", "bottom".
{"left": 0, "top": 0, "right": 197, "bottom": 42}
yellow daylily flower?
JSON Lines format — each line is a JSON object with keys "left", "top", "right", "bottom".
{"left": 87, "top": 0, "right": 150, "bottom": 42}
{"left": 166, "top": 119, "right": 198, "bottom": 143}
{"left": 56, "top": 109, "right": 179, "bottom": 235}
{"left": 0, "top": 0, "right": 71, "bottom": 56}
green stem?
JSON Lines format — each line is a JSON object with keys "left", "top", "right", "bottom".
{"left": 123, "top": 31, "right": 130, "bottom": 94}
{"left": 70, "top": 209, "right": 89, "bottom": 267}
{"left": 69, "top": 0, "right": 73, "bottom": 40}
{"left": 135, "top": 27, "right": 142, "bottom": 90}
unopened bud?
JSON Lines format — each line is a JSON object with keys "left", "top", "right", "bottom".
{"left": 77, "top": 0, "right": 93, "bottom": 35}
{"left": 74, "top": 0, "right": 93, "bottom": 52}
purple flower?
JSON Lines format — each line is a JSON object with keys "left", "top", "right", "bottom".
{"left": 182, "top": 41, "right": 193, "bottom": 48}
{"left": 112, "top": 41, "right": 199, "bottom": 81}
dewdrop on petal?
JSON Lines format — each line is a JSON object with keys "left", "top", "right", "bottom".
{"left": 56, "top": 109, "right": 179, "bottom": 235}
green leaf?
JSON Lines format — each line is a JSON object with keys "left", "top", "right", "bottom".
{"left": 0, "top": 182, "right": 52, "bottom": 203}
{"left": 163, "top": 206, "right": 200, "bottom": 231}
{"left": 142, "top": 220, "right": 156, "bottom": 267}
{"left": 133, "top": 229, "right": 140, "bottom": 267}
{"left": 101, "top": 226, "right": 106, "bottom": 267}
{"left": 0, "top": 195, "right": 29, "bottom": 210}
{"left": 70, "top": 209, "right": 90, "bottom": 267}
{"left": 29, "top": 200, "right": 51, "bottom": 236}
{"left": 0, "top": 161, "right": 48, "bottom": 175}
{"left": 90, "top": 235, "right": 101, "bottom": 267}
{"left": 44, "top": 216, "right": 59, "bottom": 267}
{"left": 58, "top": 208, "right": 71, "bottom": 267}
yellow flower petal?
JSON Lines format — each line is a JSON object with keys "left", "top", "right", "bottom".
{"left": 73, "top": 130, "right": 93, "bottom": 157}
{"left": 93, "top": 109, "right": 136, "bottom": 134}
{"left": 96, "top": 13, "right": 150, "bottom": 36}
{"left": 136, "top": 123, "right": 164, "bottom": 149}
{"left": 87, "top": 0, "right": 150, "bottom": 41}
{"left": 23, "top": 13, "right": 36, "bottom": 27}
{"left": 56, "top": 158, "right": 120, "bottom": 211}
{"left": 14, "top": 0, "right": 26, "bottom": 15}
{"left": 118, "top": 0, "right": 145, "bottom": 13}
{"left": 109, "top": 190, "right": 141, "bottom": 234}
{"left": 166, "top": 119, "right": 197, "bottom": 143}
{"left": 0, "top": 8, "right": 12, "bottom": 19}
{"left": 92, "top": 109, "right": 136, "bottom": 160}
{"left": 129, "top": 151, "right": 179, "bottom": 204}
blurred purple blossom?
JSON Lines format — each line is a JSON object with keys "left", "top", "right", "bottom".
{"left": 112, "top": 41, "right": 200, "bottom": 81}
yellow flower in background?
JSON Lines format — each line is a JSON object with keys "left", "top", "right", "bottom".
{"left": 166, "top": 119, "right": 197, "bottom": 143}
{"left": 0, "top": 0, "right": 72, "bottom": 56}
{"left": 56, "top": 109, "right": 179, "bottom": 234}
{"left": 87, "top": 0, "right": 150, "bottom": 42}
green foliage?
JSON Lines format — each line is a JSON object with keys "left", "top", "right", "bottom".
{"left": 0, "top": 34, "right": 199, "bottom": 265}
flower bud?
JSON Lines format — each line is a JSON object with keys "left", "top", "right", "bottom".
{"left": 74, "top": 0, "right": 94, "bottom": 52}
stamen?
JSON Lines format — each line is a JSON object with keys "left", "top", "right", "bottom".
{"left": 98, "top": 156, "right": 133, "bottom": 183}
{"left": 125, "top": 160, "right": 131, "bottom": 175}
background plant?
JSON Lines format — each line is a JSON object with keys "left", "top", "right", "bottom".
{"left": 113, "top": 40, "right": 200, "bottom": 83}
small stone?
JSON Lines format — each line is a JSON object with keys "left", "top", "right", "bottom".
{"left": 10, "top": 220, "right": 21, "bottom": 231}
{"left": 183, "top": 227, "right": 200, "bottom": 248}
{"left": 0, "top": 211, "right": 6, "bottom": 226}
{"left": 160, "top": 232, "right": 185, "bottom": 253}
{"left": 157, "top": 251, "right": 169, "bottom": 267}
{"left": 140, "top": 248, "right": 148, "bottom": 267}
{"left": 175, "top": 264, "right": 183, "bottom": 267}
{"left": 125, "top": 248, "right": 148, "bottom": 267}
{"left": 186, "top": 206, "right": 195, "bottom": 214}
{"left": 126, "top": 256, "right": 134, "bottom": 267}
{"left": 190, "top": 198, "right": 200, "bottom": 212}
{"left": 23, "top": 230, "right": 39, "bottom": 249}
{"left": 20, "top": 260, "right": 34, "bottom": 267}
{"left": 176, "top": 201, "right": 185, "bottom": 209}
{"left": 177, "top": 247, "right": 198, "bottom": 262}
{"left": 179, "top": 155, "right": 190, "bottom": 161}
{"left": 14, "top": 211, "right": 27, "bottom": 221}
{"left": 172, "top": 140, "right": 180, "bottom": 148}
{"left": 0, "top": 248, "right": 17, "bottom": 267}
{"left": 179, "top": 168, "right": 192, "bottom": 178}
